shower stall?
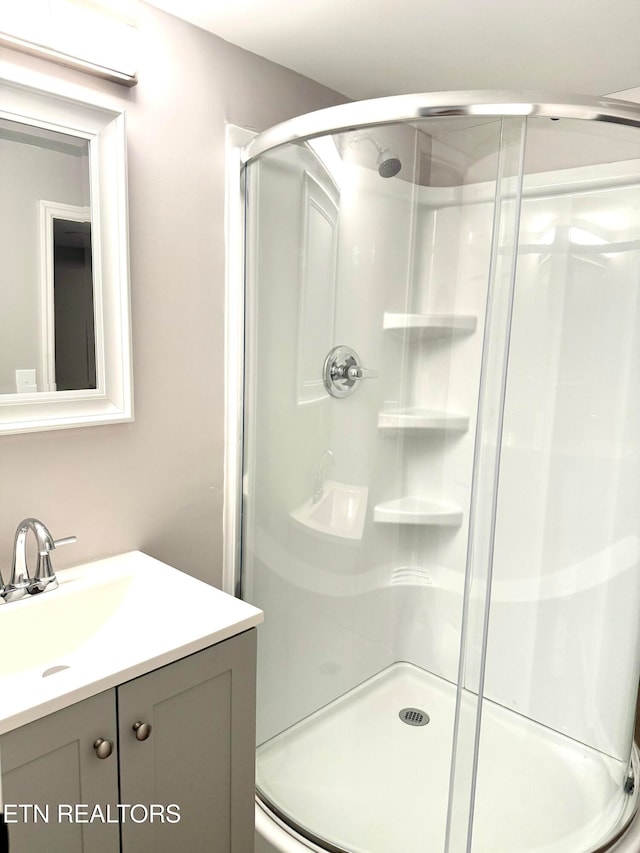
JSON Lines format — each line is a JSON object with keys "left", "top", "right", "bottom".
{"left": 235, "top": 93, "right": 640, "bottom": 853}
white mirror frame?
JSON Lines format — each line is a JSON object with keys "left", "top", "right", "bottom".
{"left": 0, "top": 76, "right": 132, "bottom": 434}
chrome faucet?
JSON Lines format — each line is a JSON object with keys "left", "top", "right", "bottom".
{"left": 1, "top": 518, "right": 76, "bottom": 604}
{"left": 312, "top": 450, "right": 334, "bottom": 504}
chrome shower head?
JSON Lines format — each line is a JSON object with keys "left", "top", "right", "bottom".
{"left": 348, "top": 131, "right": 402, "bottom": 178}
{"left": 377, "top": 148, "right": 402, "bottom": 178}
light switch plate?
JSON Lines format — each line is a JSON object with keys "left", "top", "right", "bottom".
{"left": 15, "top": 369, "right": 37, "bottom": 393}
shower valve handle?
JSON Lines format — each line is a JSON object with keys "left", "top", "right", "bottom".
{"left": 346, "top": 365, "right": 378, "bottom": 380}
{"left": 323, "top": 345, "right": 378, "bottom": 398}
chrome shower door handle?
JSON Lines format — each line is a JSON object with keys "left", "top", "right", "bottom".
{"left": 323, "top": 346, "right": 378, "bottom": 398}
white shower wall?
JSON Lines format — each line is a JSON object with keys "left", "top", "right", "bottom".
{"left": 387, "top": 191, "right": 494, "bottom": 679}
{"left": 245, "top": 134, "right": 640, "bottom": 766}
{"left": 397, "top": 159, "right": 640, "bottom": 764}
{"left": 246, "top": 147, "right": 404, "bottom": 744}
{"left": 245, "top": 138, "right": 494, "bottom": 745}
{"left": 483, "top": 172, "right": 640, "bottom": 761}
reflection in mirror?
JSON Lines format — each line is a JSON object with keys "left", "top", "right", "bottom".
{"left": 0, "top": 120, "right": 93, "bottom": 394}
{"left": 53, "top": 216, "right": 95, "bottom": 392}
{"left": 0, "top": 75, "right": 132, "bottom": 433}
{"left": 41, "top": 203, "right": 96, "bottom": 393}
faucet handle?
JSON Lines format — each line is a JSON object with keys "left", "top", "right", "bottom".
{"left": 31, "top": 532, "right": 77, "bottom": 595}
{"left": 52, "top": 536, "right": 78, "bottom": 550}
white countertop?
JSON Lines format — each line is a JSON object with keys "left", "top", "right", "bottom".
{"left": 0, "top": 551, "right": 263, "bottom": 735}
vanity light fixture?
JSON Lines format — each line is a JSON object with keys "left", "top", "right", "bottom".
{"left": 0, "top": 0, "right": 138, "bottom": 87}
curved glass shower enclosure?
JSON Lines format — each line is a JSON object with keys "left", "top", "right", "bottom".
{"left": 239, "top": 94, "right": 640, "bottom": 853}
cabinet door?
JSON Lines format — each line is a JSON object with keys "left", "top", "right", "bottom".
{"left": 118, "top": 628, "right": 257, "bottom": 853}
{"left": 0, "top": 690, "right": 119, "bottom": 853}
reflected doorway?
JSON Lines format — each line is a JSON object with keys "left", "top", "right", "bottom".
{"left": 52, "top": 217, "right": 96, "bottom": 391}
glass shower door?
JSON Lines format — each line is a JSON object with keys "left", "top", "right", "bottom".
{"left": 242, "top": 116, "right": 524, "bottom": 853}
{"left": 470, "top": 117, "right": 640, "bottom": 853}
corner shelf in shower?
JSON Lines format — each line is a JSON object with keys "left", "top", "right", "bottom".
{"left": 373, "top": 497, "right": 463, "bottom": 527}
{"left": 377, "top": 407, "right": 469, "bottom": 433}
{"left": 383, "top": 312, "right": 477, "bottom": 338}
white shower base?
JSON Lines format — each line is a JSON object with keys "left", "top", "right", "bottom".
{"left": 256, "top": 663, "right": 636, "bottom": 853}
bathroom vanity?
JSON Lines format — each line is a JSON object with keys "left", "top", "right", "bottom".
{"left": 0, "top": 552, "right": 263, "bottom": 853}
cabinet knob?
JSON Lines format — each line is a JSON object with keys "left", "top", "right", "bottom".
{"left": 93, "top": 738, "right": 114, "bottom": 759}
{"left": 132, "top": 720, "right": 152, "bottom": 741}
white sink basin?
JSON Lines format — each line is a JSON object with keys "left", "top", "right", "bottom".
{"left": 0, "top": 573, "right": 133, "bottom": 676}
{"left": 290, "top": 480, "right": 368, "bottom": 540}
{"left": 0, "top": 551, "right": 262, "bottom": 734}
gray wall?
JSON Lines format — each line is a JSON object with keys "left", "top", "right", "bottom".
{"left": 0, "top": 2, "right": 347, "bottom": 585}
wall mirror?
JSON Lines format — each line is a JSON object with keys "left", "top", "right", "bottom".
{"left": 0, "top": 77, "right": 132, "bottom": 434}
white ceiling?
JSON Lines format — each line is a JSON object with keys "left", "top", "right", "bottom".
{"left": 144, "top": 0, "right": 640, "bottom": 100}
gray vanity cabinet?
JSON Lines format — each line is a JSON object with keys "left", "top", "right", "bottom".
{"left": 118, "top": 627, "right": 257, "bottom": 853}
{"left": 0, "top": 690, "right": 120, "bottom": 853}
{"left": 0, "top": 628, "right": 257, "bottom": 853}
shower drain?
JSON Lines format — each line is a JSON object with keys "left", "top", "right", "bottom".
{"left": 399, "top": 707, "right": 430, "bottom": 727}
